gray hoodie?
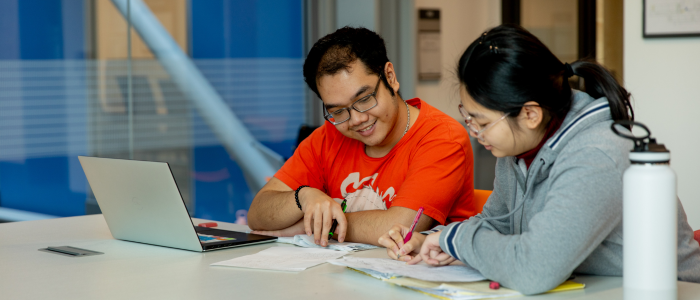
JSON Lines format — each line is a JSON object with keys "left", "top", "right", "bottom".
{"left": 438, "top": 90, "right": 700, "bottom": 295}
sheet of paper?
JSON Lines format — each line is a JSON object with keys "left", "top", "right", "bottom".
{"left": 378, "top": 277, "right": 521, "bottom": 300}
{"left": 435, "top": 282, "right": 521, "bottom": 297}
{"left": 389, "top": 278, "right": 581, "bottom": 300}
{"left": 409, "top": 286, "right": 519, "bottom": 300}
{"left": 211, "top": 246, "right": 348, "bottom": 272}
{"left": 329, "top": 257, "right": 486, "bottom": 282}
{"left": 277, "top": 234, "right": 380, "bottom": 252}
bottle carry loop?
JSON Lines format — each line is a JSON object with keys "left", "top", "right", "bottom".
{"left": 611, "top": 121, "right": 670, "bottom": 164}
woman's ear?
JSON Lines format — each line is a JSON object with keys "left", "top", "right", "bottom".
{"left": 521, "top": 101, "right": 544, "bottom": 130}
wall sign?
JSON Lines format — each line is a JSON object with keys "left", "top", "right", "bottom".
{"left": 418, "top": 9, "right": 441, "bottom": 80}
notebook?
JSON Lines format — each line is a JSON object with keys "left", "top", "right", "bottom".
{"left": 329, "top": 257, "right": 585, "bottom": 299}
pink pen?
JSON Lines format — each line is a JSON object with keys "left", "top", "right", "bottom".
{"left": 403, "top": 207, "right": 424, "bottom": 243}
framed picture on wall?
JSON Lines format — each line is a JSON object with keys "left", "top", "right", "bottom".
{"left": 643, "top": 0, "right": 700, "bottom": 38}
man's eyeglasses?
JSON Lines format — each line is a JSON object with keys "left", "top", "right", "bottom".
{"left": 323, "top": 77, "right": 381, "bottom": 125}
{"left": 458, "top": 103, "right": 509, "bottom": 141}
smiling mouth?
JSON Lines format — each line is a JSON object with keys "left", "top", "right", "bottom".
{"left": 357, "top": 120, "right": 376, "bottom": 133}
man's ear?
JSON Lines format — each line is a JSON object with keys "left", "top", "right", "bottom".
{"left": 384, "top": 62, "right": 400, "bottom": 95}
{"left": 521, "top": 101, "right": 544, "bottom": 130}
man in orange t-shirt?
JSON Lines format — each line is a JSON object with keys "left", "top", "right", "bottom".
{"left": 247, "top": 27, "right": 475, "bottom": 247}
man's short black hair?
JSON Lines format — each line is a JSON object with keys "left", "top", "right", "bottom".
{"left": 303, "top": 26, "right": 397, "bottom": 99}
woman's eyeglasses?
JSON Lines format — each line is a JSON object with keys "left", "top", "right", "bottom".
{"left": 458, "top": 104, "right": 509, "bottom": 141}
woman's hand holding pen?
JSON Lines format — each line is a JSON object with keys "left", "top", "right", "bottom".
{"left": 378, "top": 224, "right": 425, "bottom": 262}
{"left": 410, "top": 231, "right": 457, "bottom": 266}
{"left": 298, "top": 187, "right": 347, "bottom": 246}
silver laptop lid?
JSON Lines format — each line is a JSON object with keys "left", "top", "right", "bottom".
{"left": 78, "top": 156, "right": 203, "bottom": 252}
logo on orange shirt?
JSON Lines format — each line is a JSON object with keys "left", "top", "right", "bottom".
{"left": 335, "top": 172, "right": 396, "bottom": 212}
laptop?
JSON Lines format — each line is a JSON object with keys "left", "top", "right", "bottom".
{"left": 78, "top": 156, "right": 277, "bottom": 252}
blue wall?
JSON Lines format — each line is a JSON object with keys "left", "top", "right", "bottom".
{"left": 0, "top": 0, "right": 88, "bottom": 216}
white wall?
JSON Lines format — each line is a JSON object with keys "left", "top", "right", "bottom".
{"left": 624, "top": 0, "right": 700, "bottom": 229}
{"left": 413, "top": 0, "right": 501, "bottom": 121}
{"left": 411, "top": 0, "right": 500, "bottom": 190}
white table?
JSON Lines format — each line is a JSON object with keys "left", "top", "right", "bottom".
{"left": 1, "top": 215, "right": 699, "bottom": 300}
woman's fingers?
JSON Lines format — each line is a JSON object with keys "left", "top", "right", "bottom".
{"left": 388, "top": 227, "right": 406, "bottom": 250}
{"left": 433, "top": 252, "right": 456, "bottom": 266}
{"left": 430, "top": 249, "right": 441, "bottom": 259}
{"left": 419, "top": 245, "right": 438, "bottom": 265}
{"left": 423, "top": 247, "right": 455, "bottom": 266}
{"left": 407, "top": 254, "right": 423, "bottom": 265}
{"left": 399, "top": 240, "right": 416, "bottom": 256}
{"left": 378, "top": 234, "right": 400, "bottom": 256}
{"left": 378, "top": 224, "right": 412, "bottom": 259}
{"left": 385, "top": 247, "right": 397, "bottom": 259}
{"left": 418, "top": 232, "right": 444, "bottom": 265}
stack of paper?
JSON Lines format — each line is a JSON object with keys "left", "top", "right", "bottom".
{"left": 328, "top": 257, "right": 585, "bottom": 299}
{"left": 277, "top": 234, "right": 380, "bottom": 252}
{"left": 387, "top": 278, "right": 522, "bottom": 299}
{"left": 392, "top": 279, "right": 585, "bottom": 300}
{"left": 211, "top": 246, "right": 348, "bottom": 272}
{"left": 329, "top": 257, "right": 486, "bottom": 282}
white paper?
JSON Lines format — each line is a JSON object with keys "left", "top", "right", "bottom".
{"left": 434, "top": 284, "right": 521, "bottom": 299}
{"left": 277, "top": 234, "right": 380, "bottom": 252}
{"left": 328, "top": 257, "right": 486, "bottom": 282}
{"left": 211, "top": 246, "right": 348, "bottom": 272}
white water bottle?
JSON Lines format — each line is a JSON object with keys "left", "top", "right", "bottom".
{"left": 614, "top": 122, "right": 677, "bottom": 300}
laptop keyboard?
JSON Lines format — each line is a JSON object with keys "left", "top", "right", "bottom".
{"left": 197, "top": 233, "right": 237, "bottom": 244}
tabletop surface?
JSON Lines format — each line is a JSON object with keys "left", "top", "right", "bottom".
{"left": 1, "top": 215, "right": 699, "bottom": 300}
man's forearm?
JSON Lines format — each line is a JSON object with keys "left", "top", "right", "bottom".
{"left": 343, "top": 208, "right": 434, "bottom": 245}
{"left": 247, "top": 190, "right": 303, "bottom": 231}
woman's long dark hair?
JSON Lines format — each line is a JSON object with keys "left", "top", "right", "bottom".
{"left": 457, "top": 24, "right": 633, "bottom": 125}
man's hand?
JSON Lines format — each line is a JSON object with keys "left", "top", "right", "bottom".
{"left": 248, "top": 178, "right": 434, "bottom": 247}
{"left": 378, "top": 224, "right": 426, "bottom": 262}
{"left": 408, "top": 230, "right": 456, "bottom": 266}
{"left": 251, "top": 219, "right": 305, "bottom": 237}
{"left": 299, "top": 187, "right": 347, "bottom": 246}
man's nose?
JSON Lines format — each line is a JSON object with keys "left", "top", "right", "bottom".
{"left": 348, "top": 109, "right": 368, "bottom": 128}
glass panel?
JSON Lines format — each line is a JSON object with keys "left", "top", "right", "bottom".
{"left": 0, "top": 0, "right": 305, "bottom": 224}
{"left": 521, "top": 0, "right": 578, "bottom": 63}
{"left": 187, "top": 0, "right": 304, "bottom": 223}
{"left": 90, "top": 0, "right": 194, "bottom": 212}
{"left": 0, "top": 0, "right": 92, "bottom": 218}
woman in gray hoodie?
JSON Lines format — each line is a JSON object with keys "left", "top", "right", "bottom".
{"left": 378, "top": 24, "right": 700, "bottom": 295}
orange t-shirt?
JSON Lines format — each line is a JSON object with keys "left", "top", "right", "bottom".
{"left": 275, "top": 98, "right": 476, "bottom": 224}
